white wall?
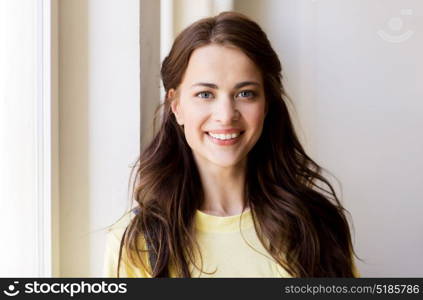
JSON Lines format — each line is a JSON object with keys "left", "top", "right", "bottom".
{"left": 0, "top": 0, "right": 39, "bottom": 276}
{"left": 59, "top": 0, "right": 141, "bottom": 276}
{"left": 0, "top": 0, "right": 56, "bottom": 277}
{"left": 235, "top": 0, "right": 423, "bottom": 276}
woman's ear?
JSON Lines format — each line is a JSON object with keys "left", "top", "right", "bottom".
{"left": 169, "top": 89, "right": 184, "bottom": 125}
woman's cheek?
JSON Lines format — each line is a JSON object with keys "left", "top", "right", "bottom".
{"left": 245, "top": 104, "right": 266, "bottom": 125}
{"left": 182, "top": 108, "right": 207, "bottom": 143}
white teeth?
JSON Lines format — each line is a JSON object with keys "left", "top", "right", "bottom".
{"left": 208, "top": 132, "right": 241, "bottom": 140}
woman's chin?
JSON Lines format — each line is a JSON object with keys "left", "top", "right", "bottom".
{"left": 207, "top": 156, "right": 246, "bottom": 169}
{"left": 192, "top": 150, "right": 247, "bottom": 170}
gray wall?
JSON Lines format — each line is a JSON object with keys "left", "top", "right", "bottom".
{"left": 235, "top": 0, "right": 423, "bottom": 276}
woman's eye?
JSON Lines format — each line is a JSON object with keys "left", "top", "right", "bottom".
{"left": 196, "top": 91, "right": 214, "bottom": 99}
{"left": 237, "top": 90, "right": 255, "bottom": 99}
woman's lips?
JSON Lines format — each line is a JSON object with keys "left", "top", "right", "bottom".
{"left": 205, "top": 131, "right": 244, "bottom": 146}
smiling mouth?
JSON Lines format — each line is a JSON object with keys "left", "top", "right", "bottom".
{"left": 206, "top": 131, "right": 245, "bottom": 141}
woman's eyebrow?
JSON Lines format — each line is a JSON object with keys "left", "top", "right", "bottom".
{"left": 190, "top": 81, "right": 261, "bottom": 89}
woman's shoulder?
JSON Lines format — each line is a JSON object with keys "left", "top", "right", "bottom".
{"left": 103, "top": 208, "right": 151, "bottom": 277}
{"left": 106, "top": 209, "right": 136, "bottom": 239}
{"left": 105, "top": 207, "right": 147, "bottom": 247}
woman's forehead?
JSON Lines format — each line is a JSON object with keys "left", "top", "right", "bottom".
{"left": 181, "top": 44, "right": 263, "bottom": 87}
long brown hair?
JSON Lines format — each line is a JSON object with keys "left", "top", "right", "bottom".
{"left": 118, "top": 11, "right": 357, "bottom": 277}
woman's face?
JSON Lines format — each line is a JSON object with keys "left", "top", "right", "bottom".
{"left": 170, "top": 44, "right": 267, "bottom": 170}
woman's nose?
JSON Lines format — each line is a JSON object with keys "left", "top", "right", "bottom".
{"left": 213, "top": 96, "right": 239, "bottom": 124}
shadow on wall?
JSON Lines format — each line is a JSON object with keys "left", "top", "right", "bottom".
{"left": 59, "top": 0, "right": 91, "bottom": 277}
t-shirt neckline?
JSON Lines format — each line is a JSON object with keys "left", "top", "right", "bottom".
{"left": 194, "top": 208, "right": 254, "bottom": 233}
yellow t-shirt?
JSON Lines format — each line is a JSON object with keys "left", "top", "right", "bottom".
{"left": 103, "top": 209, "right": 359, "bottom": 277}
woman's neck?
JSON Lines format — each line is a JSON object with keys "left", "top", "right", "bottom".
{"left": 195, "top": 157, "right": 248, "bottom": 217}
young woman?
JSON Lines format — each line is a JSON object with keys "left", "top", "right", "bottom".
{"left": 103, "top": 11, "right": 360, "bottom": 278}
